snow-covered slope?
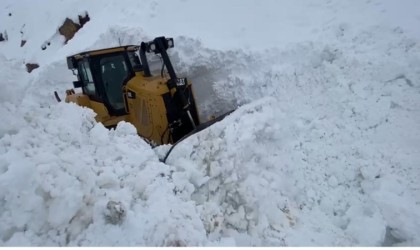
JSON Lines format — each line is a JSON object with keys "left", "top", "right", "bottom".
{"left": 1, "top": 0, "right": 419, "bottom": 246}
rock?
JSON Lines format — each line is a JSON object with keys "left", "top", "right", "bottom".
{"left": 0, "top": 31, "right": 7, "bottom": 42}
{"left": 58, "top": 18, "right": 81, "bottom": 43}
{"left": 78, "top": 13, "right": 90, "bottom": 27}
{"left": 104, "top": 201, "right": 126, "bottom": 225}
{"left": 20, "top": 40, "right": 26, "bottom": 47}
{"left": 26, "top": 63, "right": 39, "bottom": 73}
{"left": 58, "top": 13, "right": 90, "bottom": 44}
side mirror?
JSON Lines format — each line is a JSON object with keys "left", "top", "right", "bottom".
{"left": 73, "top": 80, "right": 83, "bottom": 88}
{"left": 67, "top": 57, "right": 77, "bottom": 69}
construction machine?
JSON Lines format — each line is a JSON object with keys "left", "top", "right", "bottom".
{"left": 57, "top": 36, "right": 229, "bottom": 151}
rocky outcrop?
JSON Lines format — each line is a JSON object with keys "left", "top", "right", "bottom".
{"left": 58, "top": 13, "right": 90, "bottom": 43}
{"left": 26, "top": 63, "right": 39, "bottom": 73}
{"left": 0, "top": 31, "right": 7, "bottom": 42}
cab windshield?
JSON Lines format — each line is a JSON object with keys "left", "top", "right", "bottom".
{"left": 98, "top": 54, "right": 130, "bottom": 111}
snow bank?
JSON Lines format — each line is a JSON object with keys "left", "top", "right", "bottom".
{"left": 0, "top": 103, "right": 210, "bottom": 246}
{"left": 162, "top": 23, "right": 420, "bottom": 246}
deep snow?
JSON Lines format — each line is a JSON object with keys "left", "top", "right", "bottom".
{"left": 0, "top": 0, "right": 420, "bottom": 246}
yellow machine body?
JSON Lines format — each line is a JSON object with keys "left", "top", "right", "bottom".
{"left": 64, "top": 37, "right": 200, "bottom": 145}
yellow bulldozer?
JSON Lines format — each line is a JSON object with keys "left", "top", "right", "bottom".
{"left": 55, "top": 36, "right": 230, "bottom": 155}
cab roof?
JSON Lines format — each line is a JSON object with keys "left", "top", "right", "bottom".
{"left": 67, "top": 45, "right": 139, "bottom": 59}
{"left": 66, "top": 45, "right": 139, "bottom": 69}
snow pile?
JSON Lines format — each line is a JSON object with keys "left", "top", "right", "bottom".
{"left": 0, "top": 103, "right": 208, "bottom": 246}
{"left": 160, "top": 18, "right": 420, "bottom": 246}
{"left": 1, "top": 0, "right": 420, "bottom": 246}
{"left": 165, "top": 92, "right": 420, "bottom": 246}
{"left": 0, "top": 55, "right": 29, "bottom": 106}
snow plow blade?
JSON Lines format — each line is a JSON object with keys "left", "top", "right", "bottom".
{"left": 160, "top": 109, "right": 234, "bottom": 163}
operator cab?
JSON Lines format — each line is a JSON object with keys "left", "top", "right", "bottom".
{"left": 67, "top": 46, "right": 142, "bottom": 116}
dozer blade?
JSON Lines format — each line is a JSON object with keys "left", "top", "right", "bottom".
{"left": 160, "top": 109, "right": 235, "bottom": 163}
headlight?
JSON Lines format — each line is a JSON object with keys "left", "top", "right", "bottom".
{"left": 167, "top": 39, "right": 173, "bottom": 48}
{"left": 150, "top": 43, "right": 156, "bottom": 51}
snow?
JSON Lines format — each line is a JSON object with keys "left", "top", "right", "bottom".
{"left": 1, "top": 0, "right": 420, "bottom": 246}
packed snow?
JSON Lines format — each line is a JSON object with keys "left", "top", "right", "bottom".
{"left": 1, "top": 0, "right": 420, "bottom": 246}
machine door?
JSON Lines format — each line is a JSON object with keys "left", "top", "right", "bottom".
{"left": 99, "top": 54, "right": 130, "bottom": 115}
{"left": 78, "top": 60, "right": 97, "bottom": 98}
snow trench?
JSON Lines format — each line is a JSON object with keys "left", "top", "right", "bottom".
{"left": 1, "top": 1, "right": 420, "bottom": 246}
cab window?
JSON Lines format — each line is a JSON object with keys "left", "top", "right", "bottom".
{"left": 99, "top": 54, "right": 129, "bottom": 111}
{"left": 78, "top": 61, "right": 96, "bottom": 96}
{"left": 128, "top": 51, "right": 142, "bottom": 71}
